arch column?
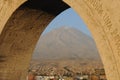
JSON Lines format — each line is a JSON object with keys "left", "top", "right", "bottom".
{"left": 63, "top": 0, "right": 120, "bottom": 80}
{"left": 0, "top": 4, "right": 55, "bottom": 80}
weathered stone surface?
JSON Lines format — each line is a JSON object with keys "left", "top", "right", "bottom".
{"left": 0, "top": 4, "right": 54, "bottom": 80}
{"left": 64, "top": 0, "right": 120, "bottom": 80}
{"left": 0, "top": 0, "right": 120, "bottom": 80}
{"left": 0, "top": 0, "right": 27, "bottom": 34}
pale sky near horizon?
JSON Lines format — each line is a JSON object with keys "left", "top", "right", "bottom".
{"left": 42, "top": 8, "right": 92, "bottom": 37}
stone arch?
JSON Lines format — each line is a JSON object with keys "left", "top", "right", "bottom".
{"left": 0, "top": 0, "right": 120, "bottom": 80}
{"left": 0, "top": 0, "right": 27, "bottom": 34}
{"left": 63, "top": 0, "right": 120, "bottom": 80}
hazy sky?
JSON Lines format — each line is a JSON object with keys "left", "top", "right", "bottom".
{"left": 42, "top": 8, "right": 92, "bottom": 37}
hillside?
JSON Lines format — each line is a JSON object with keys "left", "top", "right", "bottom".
{"left": 33, "top": 27, "right": 101, "bottom": 61}
{"left": 30, "top": 27, "right": 103, "bottom": 74}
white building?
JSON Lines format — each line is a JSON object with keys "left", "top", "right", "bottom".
{"left": 35, "top": 76, "right": 55, "bottom": 80}
{"left": 36, "top": 76, "right": 44, "bottom": 80}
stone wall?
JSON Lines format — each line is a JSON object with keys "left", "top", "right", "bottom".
{"left": 0, "top": 2, "right": 54, "bottom": 80}
{"left": 64, "top": 0, "right": 120, "bottom": 80}
{"left": 0, "top": 0, "right": 27, "bottom": 34}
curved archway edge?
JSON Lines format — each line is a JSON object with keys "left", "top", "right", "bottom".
{"left": 63, "top": 0, "right": 120, "bottom": 80}
{"left": 0, "top": 0, "right": 120, "bottom": 80}
{"left": 0, "top": 0, "right": 27, "bottom": 34}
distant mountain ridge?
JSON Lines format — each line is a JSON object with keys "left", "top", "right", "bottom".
{"left": 33, "top": 27, "right": 101, "bottom": 61}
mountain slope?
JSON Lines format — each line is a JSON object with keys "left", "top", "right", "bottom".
{"left": 32, "top": 27, "right": 101, "bottom": 62}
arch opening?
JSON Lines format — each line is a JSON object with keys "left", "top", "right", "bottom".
{"left": 29, "top": 8, "right": 107, "bottom": 80}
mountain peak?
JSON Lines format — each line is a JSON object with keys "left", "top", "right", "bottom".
{"left": 33, "top": 26, "right": 101, "bottom": 61}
